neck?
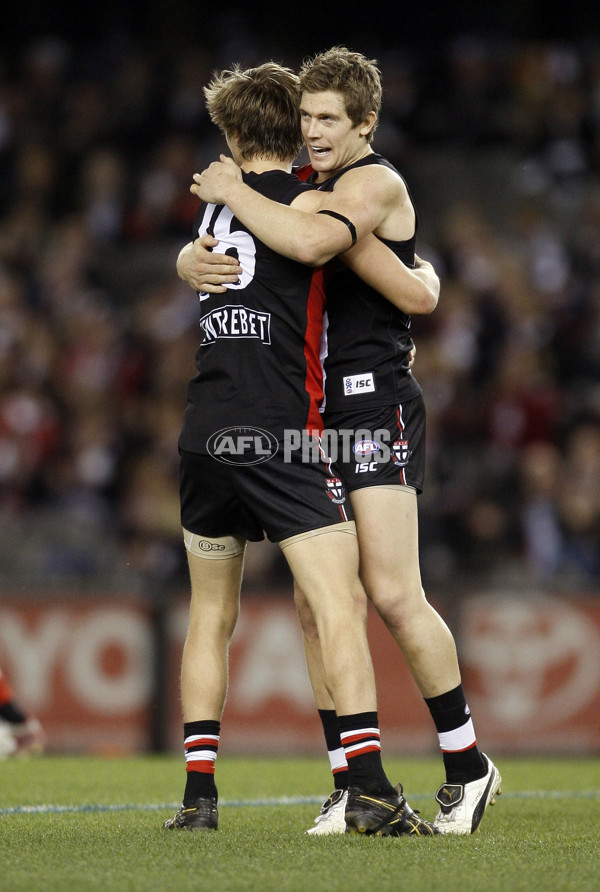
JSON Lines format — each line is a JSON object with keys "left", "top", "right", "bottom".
{"left": 239, "top": 157, "right": 292, "bottom": 174}
{"left": 314, "top": 146, "right": 374, "bottom": 183}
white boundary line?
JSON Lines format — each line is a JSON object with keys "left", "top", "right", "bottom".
{"left": 1, "top": 790, "right": 599, "bottom": 817}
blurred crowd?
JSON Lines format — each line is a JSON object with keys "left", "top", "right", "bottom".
{"left": 1, "top": 31, "right": 599, "bottom": 595}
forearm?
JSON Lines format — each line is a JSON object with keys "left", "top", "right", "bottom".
{"left": 342, "top": 238, "right": 439, "bottom": 314}
{"left": 177, "top": 242, "right": 195, "bottom": 285}
{"left": 177, "top": 235, "right": 241, "bottom": 293}
{"left": 199, "top": 177, "right": 352, "bottom": 266}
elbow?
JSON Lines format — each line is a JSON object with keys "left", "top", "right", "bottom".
{"left": 415, "top": 274, "right": 440, "bottom": 314}
{"left": 408, "top": 284, "right": 438, "bottom": 315}
{"left": 294, "top": 247, "right": 324, "bottom": 266}
{"left": 294, "top": 239, "right": 332, "bottom": 267}
{"left": 411, "top": 260, "right": 440, "bottom": 314}
{"left": 420, "top": 289, "right": 439, "bottom": 314}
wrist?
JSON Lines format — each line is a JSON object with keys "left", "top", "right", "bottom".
{"left": 221, "top": 177, "right": 249, "bottom": 209}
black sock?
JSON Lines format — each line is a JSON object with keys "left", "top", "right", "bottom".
{"left": 0, "top": 702, "right": 27, "bottom": 724}
{"left": 183, "top": 771, "right": 218, "bottom": 804}
{"left": 182, "top": 720, "right": 220, "bottom": 804}
{"left": 318, "top": 709, "right": 341, "bottom": 751}
{"left": 425, "top": 685, "right": 486, "bottom": 784}
{"left": 338, "top": 712, "right": 395, "bottom": 797}
{"left": 318, "top": 709, "right": 348, "bottom": 790}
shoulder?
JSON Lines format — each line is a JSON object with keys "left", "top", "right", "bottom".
{"left": 249, "top": 170, "right": 315, "bottom": 205}
{"left": 333, "top": 159, "right": 409, "bottom": 205}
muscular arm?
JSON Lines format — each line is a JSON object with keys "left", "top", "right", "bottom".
{"left": 191, "top": 155, "right": 406, "bottom": 266}
{"left": 342, "top": 242, "right": 439, "bottom": 315}
{"left": 187, "top": 156, "right": 438, "bottom": 314}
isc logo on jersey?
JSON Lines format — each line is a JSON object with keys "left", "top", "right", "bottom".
{"left": 344, "top": 373, "right": 375, "bottom": 396}
{"left": 353, "top": 439, "right": 380, "bottom": 474}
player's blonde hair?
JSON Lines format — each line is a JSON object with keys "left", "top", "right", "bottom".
{"left": 204, "top": 62, "right": 303, "bottom": 161}
{"left": 299, "top": 46, "right": 382, "bottom": 143}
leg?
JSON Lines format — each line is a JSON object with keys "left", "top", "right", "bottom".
{"left": 164, "top": 534, "right": 245, "bottom": 831}
{"left": 180, "top": 547, "right": 244, "bottom": 721}
{"left": 351, "top": 486, "right": 460, "bottom": 698}
{"left": 351, "top": 486, "right": 501, "bottom": 833}
{"left": 294, "top": 581, "right": 349, "bottom": 835}
{"left": 283, "top": 526, "right": 436, "bottom": 837}
{"left": 283, "top": 529, "right": 374, "bottom": 716}
{"left": 293, "top": 581, "right": 335, "bottom": 711}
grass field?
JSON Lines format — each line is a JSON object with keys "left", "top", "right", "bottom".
{"left": 1, "top": 754, "right": 599, "bottom": 891}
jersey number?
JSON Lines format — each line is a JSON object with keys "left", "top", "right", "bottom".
{"left": 198, "top": 203, "right": 257, "bottom": 293}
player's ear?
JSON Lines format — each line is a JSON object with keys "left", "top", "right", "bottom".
{"left": 225, "top": 131, "right": 241, "bottom": 150}
{"left": 359, "top": 111, "right": 377, "bottom": 139}
{"left": 225, "top": 132, "right": 244, "bottom": 163}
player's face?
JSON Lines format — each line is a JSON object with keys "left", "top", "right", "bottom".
{"left": 300, "top": 90, "right": 373, "bottom": 180}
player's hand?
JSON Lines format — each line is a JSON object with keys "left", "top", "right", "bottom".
{"left": 177, "top": 233, "right": 241, "bottom": 293}
{"left": 408, "top": 343, "right": 416, "bottom": 369}
{"left": 191, "top": 156, "right": 243, "bottom": 204}
{"left": 413, "top": 254, "right": 440, "bottom": 304}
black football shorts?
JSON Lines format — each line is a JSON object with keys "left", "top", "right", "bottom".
{"left": 323, "top": 394, "right": 426, "bottom": 494}
{"left": 179, "top": 440, "right": 353, "bottom": 543}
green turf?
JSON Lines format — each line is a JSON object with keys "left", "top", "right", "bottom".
{"left": 1, "top": 755, "right": 598, "bottom": 891}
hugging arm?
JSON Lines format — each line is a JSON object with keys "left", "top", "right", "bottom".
{"left": 342, "top": 239, "right": 439, "bottom": 315}
{"left": 186, "top": 157, "right": 439, "bottom": 314}
{"left": 178, "top": 229, "right": 438, "bottom": 316}
{"left": 177, "top": 233, "right": 242, "bottom": 294}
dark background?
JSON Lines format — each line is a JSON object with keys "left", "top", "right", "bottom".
{"left": 6, "top": 0, "right": 599, "bottom": 55}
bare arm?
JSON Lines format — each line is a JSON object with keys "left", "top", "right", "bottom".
{"left": 188, "top": 156, "right": 437, "bottom": 316}
{"left": 177, "top": 233, "right": 242, "bottom": 293}
{"left": 342, "top": 241, "right": 439, "bottom": 315}
{"left": 191, "top": 156, "right": 401, "bottom": 266}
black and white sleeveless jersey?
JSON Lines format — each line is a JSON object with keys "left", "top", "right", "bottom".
{"left": 298, "top": 154, "right": 422, "bottom": 413}
{"left": 179, "top": 169, "right": 326, "bottom": 454}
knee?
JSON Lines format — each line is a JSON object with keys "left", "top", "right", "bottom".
{"left": 189, "top": 597, "right": 240, "bottom": 643}
{"left": 370, "top": 582, "right": 426, "bottom": 635}
{"left": 350, "top": 583, "right": 369, "bottom": 623}
{"left": 294, "top": 585, "right": 319, "bottom": 639}
{"left": 296, "top": 579, "right": 368, "bottom": 638}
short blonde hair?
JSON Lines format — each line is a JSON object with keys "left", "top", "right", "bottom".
{"left": 204, "top": 62, "right": 303, "bottom": 160}
{"left": 299, "top": 46, "right": 382, "bottom": 143}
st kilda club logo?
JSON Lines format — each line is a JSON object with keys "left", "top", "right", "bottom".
{"left": 325, "top": 477, "right": 346, "bottom": 504}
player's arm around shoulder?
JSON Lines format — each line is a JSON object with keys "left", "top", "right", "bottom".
{"left": 281, "top": 165, "right": 403, "bottom": 267}
{"left": 320, "top": 163, "right": 414, "bottom": 244}
{"left": 341, "top": 239, "right": 439, "bottom": 315}
{"left": 192, "top": 164, "right": 355, "bottom": 268}
{"left": 283, "top": 188, "right": 357, "bottom": 265}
